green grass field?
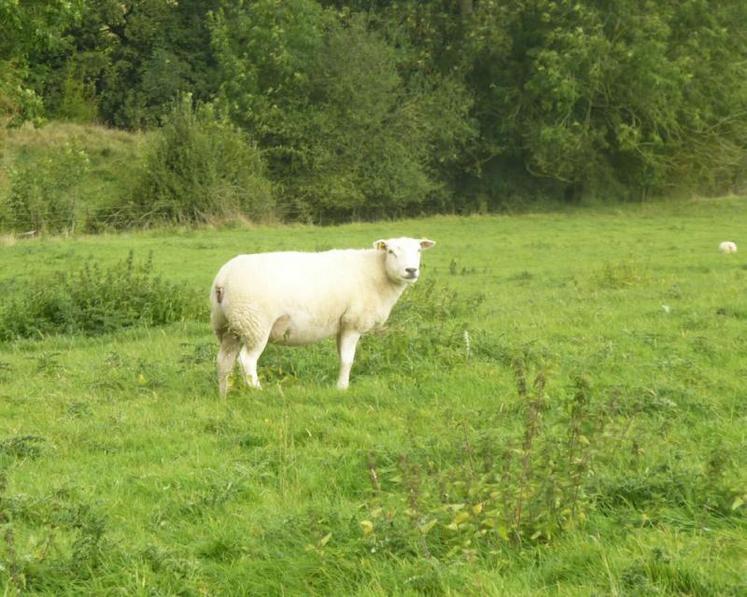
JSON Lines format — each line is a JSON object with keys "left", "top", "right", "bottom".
{"left": 1, "top": 199, "right": 746, "bottom": 595}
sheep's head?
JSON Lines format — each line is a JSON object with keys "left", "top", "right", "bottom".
{"left": 374, "top": 237, "right": 436, "bottom": 284}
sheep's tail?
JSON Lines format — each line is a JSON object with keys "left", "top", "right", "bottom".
{"left": 211, "top": 266, "right": 227, "bottom": 309}
{"left": 210, "top": 271, "right": 227, "bottom": 317}
{"left": 210, "top": 279, "right": 229, "bottom": 338}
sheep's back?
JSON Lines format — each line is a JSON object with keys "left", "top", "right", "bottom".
{"left": 217, "top": 249, "right": 380, "bottom": 319}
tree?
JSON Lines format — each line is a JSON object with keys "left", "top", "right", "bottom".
{"left": 20, "top": 0, "right": 222, "bottom": 128}
{"left": 0, "top": 0, "right": 83, "bottom": 125}
{"left": 372, "top": 0, "right": 747, "bottom": 201}
{"left": 125, "top": 95, "right": 274, "bottom": 224}
{"left": 211, "top": 1, "right": 474, "bottom": 221}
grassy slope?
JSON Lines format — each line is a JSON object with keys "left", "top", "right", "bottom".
{"left": 0, "top": 122, "right": 147, "bottom": 230}
{"left": 0, "top": 200, "right": 746, "bottom": 594}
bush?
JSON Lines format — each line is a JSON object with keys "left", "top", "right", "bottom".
{"left": 55, "top": 67, "right": 99, "bottom": 123}
{"left": 1, "top": 142, "right": 89, "bottom": 233}
{"left": 0, "top": 251, "right": 201, "bottom": 341}
{"left": 119, "top": 96, "right": 274, "bottom": 226}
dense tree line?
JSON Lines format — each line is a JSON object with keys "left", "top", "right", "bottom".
{"left": 2, "top": 0, "right": 746, "bottom": 222}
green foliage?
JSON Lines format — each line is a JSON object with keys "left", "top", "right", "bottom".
{"left": 482, "top": 0, "right": 747, "bottom": 199}
{"left": 0, "top": 251, "right": 201, "bottom": 340}
{"left": 361, "top": 368, "right": 599, "bottom": 560}
{"left": 0, "top": 0, "right": 83, "bottom": 125}
{"left": 211, "top": 3, "right": 474, "bottom": 221}
{"left": 0, "top": 63, "right": 44, "bottom": 129}
{"left": 37, "top": 0, "right": 222, "bottom": 129}
{"left": 5, "top": 0, "right": 747, "bottom": 215}
{"left": 0, "top": 122, "right": 149, "bottom": 234}
{"left": 55, "top": 67, "right": 99, "bottom": 123}
{"left": 121, "top": 96, "right": 274, "bottom": 226}
{"left": 374, "top": 0, "right": 747, "bottom": 202}
{"left": 2, "top": 142, "right": 90, "bottom": 233}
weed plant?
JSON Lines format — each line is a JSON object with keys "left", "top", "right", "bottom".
{"left": 359, "top": 363, "right": 601, "bottom": 563}
{"left": 0, "top": 251, "right": 201, "bottom": 340}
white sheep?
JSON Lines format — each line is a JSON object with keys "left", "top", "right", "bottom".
{"left": 719, "top": 241, "right": 737, "bottom": 254}
{"left": 210, "top": 237, "right": 436, "bottom": 396}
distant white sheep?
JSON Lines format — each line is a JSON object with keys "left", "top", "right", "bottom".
{"left": 210, "top": 237, "right": 436, "bottom": 396}
{"left": 719, "top": 241, "right": 737, "bottom": 254}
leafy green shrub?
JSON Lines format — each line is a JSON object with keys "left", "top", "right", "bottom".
{"left": 119, "top": 96, "right": 274, "bottom": 226}
{"left": 2, "top": 142, "right": 90, "bottom": 233}
{"left": 0, "top": 251, "right": 202, "bottom": 340}
{"left": 55, "top": 67, "right": 99, "bottom": 123}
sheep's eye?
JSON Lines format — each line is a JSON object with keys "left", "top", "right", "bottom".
{"left": 388, "top": 249, "right": 395, "bottom": 255}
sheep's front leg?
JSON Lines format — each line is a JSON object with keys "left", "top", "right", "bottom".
{"left": 336, "top": 329, "right": 361, "bottom": 390}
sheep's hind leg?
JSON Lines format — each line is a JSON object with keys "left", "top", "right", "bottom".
{"left": 217, "top": 333, "right": 241, "bottom": 398}
{"left": 238, "top": 329, "right": 271, "bottom": 389}
{"left": 336, "top": 328, "right": 361, "bottom": 390}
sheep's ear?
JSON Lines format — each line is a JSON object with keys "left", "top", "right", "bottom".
{"left": 373, "top": 240, "right": 387, "bottom": 250}
{"left": 420, "top": 239, "right": 436, "bottom": 250}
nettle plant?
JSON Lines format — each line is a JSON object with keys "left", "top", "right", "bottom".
{"left": 360, "top": 358, "right": 603, "bottom": 559}
{"left": 0, "top": 251, "right": 201, "bottom": 340}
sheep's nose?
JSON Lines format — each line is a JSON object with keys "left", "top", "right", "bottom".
{"left": 405, "top": 267, "right": 418, "bottom": 275}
